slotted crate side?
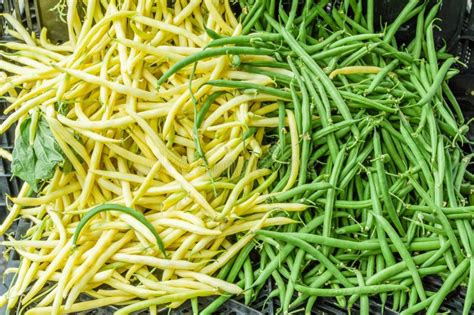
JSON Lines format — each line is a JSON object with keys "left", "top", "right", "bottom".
{"left": 0, "top": 4, "right": 29, "bottom": 311}
{"left": 0, "top": 218, "right": 30, "bottom": 314}
{"left": 0, "top": 0, "right": 40, "bottom": 36}
{"left": 0, "top": 0, "right": 31, "bottom": 220}
{"left": 0, "top": 100, "right": 21, "bottom": 222}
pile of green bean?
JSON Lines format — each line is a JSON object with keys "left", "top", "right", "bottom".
{"left": 193, "top": 0, "right": 474, "bottom": 314}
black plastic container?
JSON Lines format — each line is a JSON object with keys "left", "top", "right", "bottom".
{"left": 374, "top": 0, "right": 474, "bottom": 153}
{"left": 0, "top": 100, "right": 21, "bottom": 222}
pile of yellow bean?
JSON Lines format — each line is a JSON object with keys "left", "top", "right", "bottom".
{"left": 0, "top": 1, "right": 302, "bottom": 313}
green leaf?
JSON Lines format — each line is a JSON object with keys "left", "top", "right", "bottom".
{"left": 12, "top": 115, "right": 68, "bottom": 192}
{"left": 11, "top": 118, "right": 37, "bottom": 190}
{"left": 33, "top": 119, "right": 64, "bottom": 180}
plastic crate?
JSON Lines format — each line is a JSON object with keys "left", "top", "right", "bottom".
{"left": 0, "top": 100, "right": 21, "bottom": 222}
{"left": 375, "top": 0, "right": 474, "bottom": 154}
{"left": 0, "top": 1, "right": 473, "bottom": 314}
{"left": 0, "top": 218, "right": 30, "bottom": 314}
